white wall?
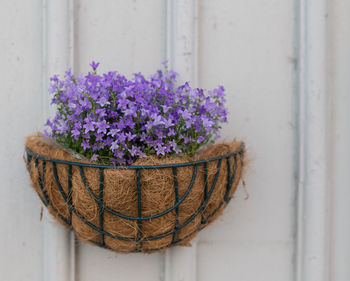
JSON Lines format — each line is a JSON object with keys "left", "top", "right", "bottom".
{"left": 0, "top": 1, "right": 43, "bottom": 280}
{"left": 328, "top": 1, "right": 350, "bottom": 280}
{"left": 198, "top": 1, "right": 295, "bottom": 280}
{"left": 0, "top": 0, "right": 348, "bottom": 281}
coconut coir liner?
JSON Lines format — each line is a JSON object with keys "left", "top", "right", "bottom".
{"left": 25, "top": 135, "right": 245, "bottom": 253}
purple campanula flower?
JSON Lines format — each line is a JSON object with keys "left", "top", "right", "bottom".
{"left": 117, "top": 133, "right": 127, "bottom": 143}
{"left": 151, "top": 114, "right": 164, "bottom": 126}
{"left": 83, "top": 121, "right": 94, "bottom": 134}
{"left": 95, "top": 120, "right": 109, "bottom": 134}
{"left": 111, "top": 141, "right": 119, "bottom": 151}
{"left": 202, "top": 118, "right": 215, "bottom": 129}
{"left": 108, "top": 128, "right": 120, "bottom": 137}
{"left": 90, "top": 154, "right": 99, "bottom": 161}
{"left": 129, "top": 145, "right": 140, "bottom": 157}
{"left": 45, "top": 61, "right": 228, "bottom": 165}
{"left": 81, "top": 139, "right": 90, "bottom": 150}
{"left": 197, "top": 136, "right": 205, "bottom": 143}
{"left": 58, "top": 121, "right": 69, "bottom": 134}
{"left": 71, "top": 128, "right": 80, "bottom": 139}
{"left": 168, "top": 128, "right": 176, "bottom": 136}
{"left": 169, "top": 140, "right": 182, "bottom": 154}
{"left": 155, "top": 144, "right": 166, "bottom": 156}
{"left": 95, "top": 133, "right": 104, "bottom": 142}
{"left": 97, "top": 96, "right": 110, "bottom": 107}
{"left": 125, "top": 132, "right": 136, "bottom": 141}
{"left": 90, "top": 61, "right": 100, "bottom": 71}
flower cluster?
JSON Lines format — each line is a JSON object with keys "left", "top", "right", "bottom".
{"left": 45, "top": 61, "right": 228, "bottom": 165}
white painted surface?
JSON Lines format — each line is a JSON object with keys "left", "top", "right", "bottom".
{"left": 164, "top": 1, "right": 199, "bottom": 281}
{"left": 328, "top": 1, "right": 350, "bottom": 280}
{"left": 74, "top": 0, "right": 165, "bottom": 77}
{"left": 0, "top": 1, "right": 43, "bottom": 281}
{"left": 1, "top": 0, "right": 349, "bottom": 281}
{"left": 43, "top": 1, "right": 75, "bottom": 281}
{"left": 197, "top": 1, "right": 295, "bottom": 280}
{"left": 296, "top": 0, "right": 329, "bottom": 280}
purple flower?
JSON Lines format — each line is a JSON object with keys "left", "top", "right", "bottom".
{"left": 90, "top": 61, "right": 100, "bottom": 71}
{"left": 117, "top": 133, "right": 127, "bottom": 143}
{"left": 129, "top": 145, "right": 140, "bottom": 157}
{"left": 197, "top": 136, "right": 204, "bottom": 143}
{"left": 108, "top": 128, "right": 120, "bottom": 137}
{"left": 80, "top": 98, "right": 91, "bottom": 108}
{"left": 202, "top": 118, "right": 214, "bottom": 129}
{"left": 126, "top": 132, "right": 136, "bottom": 141}
{"left": 168, "top": 128, "right": 176, "bottom": 136}
{"left": 168, "top": 140, "right": 179, "bottom": 152}
{"left": 151, "top": 114, "right": 164, "bottom": 126}
{"left": 71, "top": 128, "right": 80, "bottom": 139}
{"left": 45, "top": 61, "right": 228, "bottom": 165}
{"left": 111, "top": 141, "right": 119, "bottom": 151}
{"left": 97, "top": 96, "right": 110, "bottom": 107}
{"left": 83, "top": 121, "right": 94, "bottom": 134}
{"left": 155, "top": 144, "right": 166, "bottom": 156}
{"left": 81, "top": 140, "right": 90, "bottom": 150}
{"left": 58, "top": 121, "right": 69, "bottom": 134}
{"left": 90, "top": 154, "right": 99, "bottom": 161}
{"left": 95, "top": 120, "right": 109, "bottom": 134}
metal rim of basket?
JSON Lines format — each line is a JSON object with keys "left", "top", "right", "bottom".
{"left": 25, "top": 143, "right": 245, "bottom": 252}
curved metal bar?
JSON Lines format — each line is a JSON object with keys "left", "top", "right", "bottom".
{"left": 51, "top": 163, "right": 74, "bottom": 226}
{"left": 30, "top": 158, "right": 46, "bottom": 206}
{"left": 27, "top": 143, "right": 245, "bottom": 246}
{"left": 224, "top": 150, "right": 244, "bottom": 205}
{"left": 35, "top": 158, "right": 49, "bottom": 206}
{"left": 201, "top": 162, "right": 209, "bottom": 224}
{"left": 229, "top": 153, "right": 238, "bottom": 185}
{"left": 25, "top": 143, "right": 245, "bottom": 169}
{"left": 136, "top": 169, "right": 142, "bottom": 250}
{"left": 88, "top": 223, "right": 203, "bottom": 253}
{"left": 98, "top": 168, "right": 105, "bottom": 246}
{"left": 27, "top": 156, "right": 49, "bottom": 208}
{"left": 50, "top": 162, "right": 72, "bottom": 226}
{"left": 26, "top": 153, "right": 32, "bottom": 173}
{"left": 52, "top": 163, "right": 134, "bottom": 241}
{"left": 68, "top": 207, "right": 136, "bottom": 241}
{"left": 171, "top": 167, "right": 179, "bottom": 243}
{"left": 36, "top": 160, "right": 70, "bottom": 226}
{"left": 78, "top": 164, "right": 198, "bottom": 220}
{"left": 67, "top": 165, "right": 73, "bottom": 225}
{"left": 52, "top": 162, "right": 68, "bottom": 200}
{"left": 139, "top": 159, "right": 222, "bottom": 242}
{"left": 84, "top": 180, "right": 232, "bottom": 252}
{"left": 45, "top": 155, "right": 240, "bottom": 244}
{"left": 205, "top": 154, "right": 239, "bottom": 222}
{"left": 224, "top": 154, "right": 238, "bottom": 202}
{"left": 52, "top": 159, "right": 221, "bottom": 242}
{"left": 42, "top": 160, "right": 46, "bottom": 186}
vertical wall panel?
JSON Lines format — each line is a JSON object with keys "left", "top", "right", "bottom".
{"left": 74, "top": 0, "right": 165, "bottom": 76}
{"left": 74, "top": 1, "right": 165, "bottom": 280}
{"left": 77, "top": 244, "right": 163, "bottom": 281}
{"left": 0, "top": 1, "right": 43, "bottom": 281}
{"left": 164, "top": 1, "right": 199, "bottom": 280}
{"left": 43, "top": 1, "right": 76, "bottom": 281}
{"left": 295, "top": 0, "right": 329, "bottom": 280}
{"left": 197, "top": 1, "right": 296, "bottom": 280}
{"left": 328, "top": 1, "right": 350, "bottom": 280}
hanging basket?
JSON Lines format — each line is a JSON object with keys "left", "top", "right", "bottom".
{"left": 24, "top": 136, "right": 245, "bottom": 253}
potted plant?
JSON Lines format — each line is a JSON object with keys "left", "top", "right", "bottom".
{"left": 25, "top": 61, "right": 245, "bottom": 253}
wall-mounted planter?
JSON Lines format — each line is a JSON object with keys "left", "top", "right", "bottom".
{"left": 25, "top": 136, "right": 245, "bottom": 253}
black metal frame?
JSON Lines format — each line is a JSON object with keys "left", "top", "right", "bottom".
{"left": 25, "top": 143, "right": 244, "bottom": 252}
